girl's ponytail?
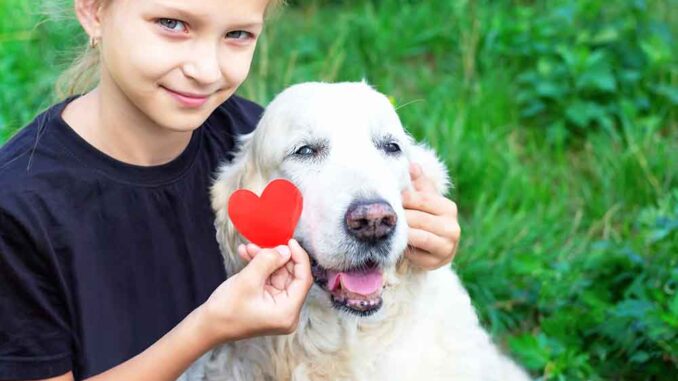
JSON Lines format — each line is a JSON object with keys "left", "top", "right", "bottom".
{"left": 55, "top": 43, "right": 100, "bottom": 99}
{"left": 51, "top": 0, "right": 108, "bottom": 99}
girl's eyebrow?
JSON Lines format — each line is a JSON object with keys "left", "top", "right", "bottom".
{"left": 151, "top": 2, "right": 263, "bottom": 29}
{"left": 227, "top": 22, "right": 265, "bottom": 32}
{"left": 152, "top": 2, "right": 208, "bottom": 20}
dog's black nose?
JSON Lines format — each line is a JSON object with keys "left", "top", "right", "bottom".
{"left": 345, "top": 200, "right": 397, "bottom": 242}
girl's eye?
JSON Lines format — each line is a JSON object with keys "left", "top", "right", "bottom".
{"left": 158, "top": 18, "right": 187, "bottom": 32}
{"left": 226, "top": 30, "right": 253, "bottom": 40}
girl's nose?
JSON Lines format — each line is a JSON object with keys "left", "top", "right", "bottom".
{"left": 182, "top": 43, "right": 222, "bottom": 85}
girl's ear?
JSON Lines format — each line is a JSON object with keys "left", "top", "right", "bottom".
{"left": 211, "top": 133, "right": 268, "bottom": 274}
{"left": 407, "top": 142, "right": 452, "bottom": 195}
{"left": 74, "top": 0, "right": 104, "bottom": 40}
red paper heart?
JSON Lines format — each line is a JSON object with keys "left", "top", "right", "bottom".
{"left": 227, "top": 179, "right": 303, "bottom": 248}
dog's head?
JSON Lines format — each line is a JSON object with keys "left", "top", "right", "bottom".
{"left": 212, "top": 81, "right": 450, "bottom": 317}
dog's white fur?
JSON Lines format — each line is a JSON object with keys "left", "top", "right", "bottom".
{"left": 203, "top": 82, "right": 530, "bottom": 381}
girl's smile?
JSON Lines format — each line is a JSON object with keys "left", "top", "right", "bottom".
{"left": 161, "top": 86, "right": 212, "bottom": 109}
{"left": 62, "top": 0, "right": 270, "bottom": 166}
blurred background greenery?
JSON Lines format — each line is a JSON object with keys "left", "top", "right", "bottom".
{"left": 1, "top": 0, "right": 676, "bottom": 379}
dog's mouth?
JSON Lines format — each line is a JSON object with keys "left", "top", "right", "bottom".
{"left": 310, "top": 256, "right": 384, "bottom": 316}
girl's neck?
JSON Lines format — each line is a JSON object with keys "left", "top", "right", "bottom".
{"left": 62, "top": 75, "right": 194, "bottom": 167}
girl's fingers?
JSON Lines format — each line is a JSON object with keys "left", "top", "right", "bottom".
{"left": 408, "top": 163, "right": 439, "bottom": 194}
{"left": 269, "top": 267, "right": 290, "bottom": 291}
{"left": 405, "top": 246, "right": 446, "bottom": 270}
{"left": 246, "top": 243, "right": 261, "bottom": 256}
{"left": 404, "top": 209, "right": 460, "bottom": 239}
{"left": 237, "top": 242, "right": 266, "bottom": 262}
{"left": 402, "top": 190, "right": 457, "bottom": 217}
{"left": 237, "top": 244, "right": 250, "bottom": 261}
{"left": 287, "top": 239, "right": 313, "bottom": 301}
{"left": 241, "top": 249, "right": 290, "bottom": 287}
{"left": 407, "top": 228, "right": 455, "bottom": 261}
{"left": 239, "top": 240, "right": 311, "bottom": 301}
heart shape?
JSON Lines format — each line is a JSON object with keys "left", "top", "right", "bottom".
{"left": 227, "top": 179, "right": 303, "bottom": 248}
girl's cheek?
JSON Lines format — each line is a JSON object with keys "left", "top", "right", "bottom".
{"left": 221, "top": 49, "right": 256, "bottom": 85}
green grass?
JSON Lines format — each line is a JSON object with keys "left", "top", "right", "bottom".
{"left": 2, "top": 0, "right": 677, "bottom": 379}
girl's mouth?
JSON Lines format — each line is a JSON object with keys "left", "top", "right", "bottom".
{"left": 161, "top": 86, "right": 210, "bottom": 108}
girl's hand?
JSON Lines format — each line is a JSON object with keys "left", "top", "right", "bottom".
{"left": 200, "top": 239, "right": 313, "bottom": 344}
{"left": 402, "top": 163, "right": 461, "bottom": 270}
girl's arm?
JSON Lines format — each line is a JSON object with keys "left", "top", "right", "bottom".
{"left": 25, "top": 240, "right": 312, "bottom": 381}
{"left": 36, "top": 306, "right": 210, "bottom": 381}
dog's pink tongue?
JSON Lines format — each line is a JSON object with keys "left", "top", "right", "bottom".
{"left": 327, "top": 269, "right": 383, "bottom": 295}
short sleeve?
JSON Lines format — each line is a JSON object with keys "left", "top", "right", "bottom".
{"left": 0, "top": 207, "right": 73, "bottom": 380}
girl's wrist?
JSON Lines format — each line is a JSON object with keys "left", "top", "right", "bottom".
{"left": 193, "top": 300, "right": 240, "bottom": 347}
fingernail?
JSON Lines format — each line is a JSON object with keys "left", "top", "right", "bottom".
{"left": 275, "top": 245, "right": 291, "bottom": 257}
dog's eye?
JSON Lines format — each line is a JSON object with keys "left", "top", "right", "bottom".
{"left": 295, "top": 145, "right": 316, "bottom": 156}
{"left": 384, "top": 142, "right": 401, "bottom": 154}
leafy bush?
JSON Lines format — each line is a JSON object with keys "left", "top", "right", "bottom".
{"left": 506, "top": 190, "right": 678, "bottom": 380}
{"left": 483, "top": 0, "right": 676, "bottom": 144}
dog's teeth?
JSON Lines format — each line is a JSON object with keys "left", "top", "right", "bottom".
{"left": 347, "top": 299, "right": 360, "bottom": 308}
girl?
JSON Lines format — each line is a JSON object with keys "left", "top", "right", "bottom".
{"left": 0, "top": 1, "right": 461, "bottom": 380}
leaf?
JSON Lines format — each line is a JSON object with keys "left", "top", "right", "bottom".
{"left": 521, "top": 100, "right": 546, "bottom": 118}
{"left": 556, "top": 45, "right": 577, "bottom": 69}
{"left": 630, "top": 351, "right": 650, "bottom": 363}
{"left": 546, "top": 121, "right": 569, "bottom": 145}
{"left": 537, "top": 57, "right": 555, "bottom": 76}
{"left": 536, "top": 81, "right": 566, "bottom": 98}
{"left": 611, "top": 299, "right": 653, "bottom": 319}
{"left": 565, "top": 101, "right": 604, "bottom": 128}
{"left": 640, "top": 35, "right": 672, "bottom": 65}
{"left": 669, "top": 293, "right": 678, "bottom": 318}
{"left": 576, "top": 64, "right": 617, "bottom": 92}
{"left": 652, "top": 84, "right": 678, "bottom": 105}
{"left": 619, "top": 70, "right": 641, "bottom": 85}
{"left": 592, "top": 27, "right": 619, "bottom": 44}
{"left": 509, "top": 334, "right": 550, "bottom": 370}
{"left": 510, "top": 252, "right": 543, "bottom": 275}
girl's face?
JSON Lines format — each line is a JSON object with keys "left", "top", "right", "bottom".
{"left": 98, "top": 0, "right": 269, "bottom": 131}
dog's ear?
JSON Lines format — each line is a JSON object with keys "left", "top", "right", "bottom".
{"left": 211, "top": 134, "right": 269, "bottom": 274}
{"left": 407, "top": 142, "right": 452, "bottom": 195}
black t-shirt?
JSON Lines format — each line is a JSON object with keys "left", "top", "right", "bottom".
{"left": 0, "top": 95, "right": 262, "bottom": 380}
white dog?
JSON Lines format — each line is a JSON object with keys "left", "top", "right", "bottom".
{"left": 204, "top": 82, "right": 530, "bottom": 381}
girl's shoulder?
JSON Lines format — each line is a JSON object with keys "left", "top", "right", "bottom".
{"left": 0, "top": 101, "right": 68, "bottom": 192}
{"left": 0, "top": 95, "right": 264, "bottom": 197}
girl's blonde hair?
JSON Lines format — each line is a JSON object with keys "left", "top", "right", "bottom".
{"left": 55, "top": 0, "right": 284, "bottom": 99}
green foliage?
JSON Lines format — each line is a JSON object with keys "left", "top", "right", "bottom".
{"left": 1, "top": 0, "right": 676, "bottom": 379}
{"left": 483, "top": 0, "right": 677, "bottom": 144}
{"left": 504, "top": 191, "right": 678, "bottom": 380}
{"left": 0, "top": 0, "right": 83, "bottom": 142}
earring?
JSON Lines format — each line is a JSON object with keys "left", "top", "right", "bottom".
{"left": 89, "top": 36, "right": 99, "bottom": 49}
